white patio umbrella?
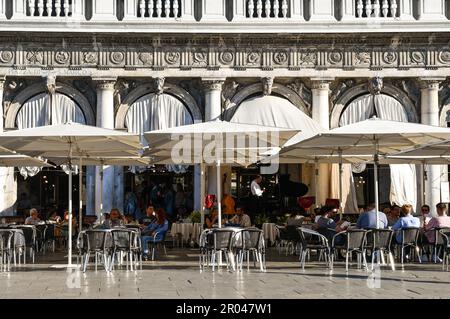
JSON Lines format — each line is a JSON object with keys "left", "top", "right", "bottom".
{"left": 0, "top": 154, "right": 54, "bottom": 167}
{"left": 50, "top": 156, "right": 154, "bottom": 234}
{"left": 279, "top": 117, "right": 450, "bottom": 227}
{"left": 0, "top": 122, "right": 142, "bottom": 267}
{"left": 144, "top": 119, "right": 299, "bottom": 228}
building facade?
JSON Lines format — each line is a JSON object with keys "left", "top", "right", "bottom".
{"left": 0, "top": 0, "right": 449, "bottom": 216}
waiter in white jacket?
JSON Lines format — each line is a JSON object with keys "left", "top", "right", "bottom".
{"left": 250, "top": 175, "right": 264, "bottom": 215}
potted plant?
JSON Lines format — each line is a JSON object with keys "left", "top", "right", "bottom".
{"left": 189, "top": 211, "right": 201, "bottom": 224}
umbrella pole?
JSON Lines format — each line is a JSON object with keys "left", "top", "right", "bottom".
{"left": 79, "top": 158, "right": 82, "bottom": 234}
{"left": 200, "top": 163, "right": 205, "bottom": 227}
{"left": 68, "top": 164, "right": 73, "bottom": 267}
{"left": 374, "top": 140, "right": 380, "bottom": 229}
{"left": 338, "top": 149, "right": 343, "bottom": 220}
{"left": 422, "top": 162, "right": 426, "bottom": 207}
{"left": 100, "top": 162, "right": 104, "bottom": 216}
{"left": 217, "top": 159, "right": 222, "bottom": 229}
{"left": 314, "top": 158, "right": 319, "bottom": 208}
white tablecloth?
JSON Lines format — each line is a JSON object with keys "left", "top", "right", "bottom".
{"left": 262, "top": 223, "right": 279, "bottom": 246}
{"left": 171, "top": 223, "right": 203, "bottom": 244}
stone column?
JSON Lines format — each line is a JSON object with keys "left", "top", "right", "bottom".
{"left": 420, "top": 79, "right": 444, "bottom": 215}
{"left": 93, "top": 78, "right": 116, "bottom": 218}
{"left": 202, "top": 79, "right": 225, "bottom": 199}
{"left": 311, "top": 80, "right": 332, "bottom": 206}
{"left": 0, "top": 76, "right": 13, "bottom": 216}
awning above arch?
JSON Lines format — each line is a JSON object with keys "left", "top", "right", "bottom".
{"left": 227, "top": 95, "right": 325, "bottom": 147}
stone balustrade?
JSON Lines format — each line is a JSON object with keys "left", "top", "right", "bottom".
{"left": 0, "top": 0, "right": 448, "bottom": 31}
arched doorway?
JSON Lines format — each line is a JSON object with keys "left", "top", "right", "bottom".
{"left": 226, "top": 94, "right": 321, "bottom": 216}
{"left": 123, "top": 92, "right": 195, "bottom": 217}
{"left": 337, "top": 92, "right": 418, "bottom": 211}
{"left": 14, "top": 92, "right": 87, "bottom": 218}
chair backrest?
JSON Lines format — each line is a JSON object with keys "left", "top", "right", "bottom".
{"left": 84, "top": 230, "right": 111, "bottom": 251}
{"left": 0, "top": 230, "right": 13, "bottom": 251}
{"left": 44, "top": 224, "right": 55, "bottom": 241}
{"left": 285, "top": 225, "right": 301, "bottom": 241}
{"left": 367, "top": 229, "right": 393, "bottom": 250}
{"left": 238, "top": 229, "right": 263, "bottom": 250}
{"left": 401, "top": 227, "right": 420, "bottom": 245}
{"left": 111, "top": 229, "right": 132, "bottom": 250}
{"left": 12, "top": 226, "right": 35, "bottom": 246}
{"left": 199, "top": 229, "right": 213, "bottom": 249}
{"left": 298, "top": 227, "right": 329, "bottom": 248}
{"left": 35, "top": 224, "right": 46, "bottom": 241}
{"left": 212, "top": 229, "right": 234, "bottom": 250}
{"left": 439, "top": 229, "right": 450, "bottom": 249}
{"left": 345, "top": 229, "right": 368, "bottom": 250}
{"left": 435, "top": 227, "right": 450, "bottom": 245}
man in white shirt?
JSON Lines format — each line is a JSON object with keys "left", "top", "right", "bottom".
{"left": 250, "top": 175, "right": 264, "bottom": 216}
{"left": 250, "top": 175, "right": 264, "bottom": 197}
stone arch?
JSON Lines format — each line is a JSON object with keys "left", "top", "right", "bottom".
{"left": 331, "top": 83, "right": 418, "bottom": 128}
{"left": 226, "top": 82, "right": 310, "bottom": 119}
{"left": 440, "top": 97, "right": 450, "bottom": 127}
{"left": 6, "top": 81, "right": 95, "bottom": 129}
{"left": 115, "top": 82, "right": 202, "bottom": 129}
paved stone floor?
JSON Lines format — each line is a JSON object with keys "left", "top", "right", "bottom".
{"left": 0, "top": 247, "right": 449, "bottom": 299}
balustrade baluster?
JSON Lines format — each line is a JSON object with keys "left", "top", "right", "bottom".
{"left": 281, "top": 0, "right": 287, "bottom": 18}
{"left": 55, "top": 0, "right": 61, "bottom": 16}
{"left": 37, "top": 0, "right": 44, "bottom": 16}
{"left": 264, "top": 0, "right": 271, "bottom": 18}
{"left": 364, "top": 0, "right": 372, "bottom": 18}
{"left": 156, "top": 0, "right": 162, "bottom": 17}
{"left": 173, "top": 0, "right": 179, "bottom": 17}
{"left": 149, "top": 0, "right": 154, "bottom": 17}
{"left": 64, "top": 0, "right": 69, "bottom": 16}
{"left": 256, "top": 0, "right": 262, "bottom": 18}
{"left": 381, "top": 0, "right": 388, "bottom": 17}
{"left": 273, "top": 0, "right": 280, "bottom": 18}
{"left": 356, "top": 0, "right": 363, "bottom": 18}
{"left": 138, "top": 0, "right": 144, "bottom": 17}
{"left": 248, "top": 0, "right": 254, "bottom": 18}
{"left": 164, "top": 0, "right": 170, "bottom": 17}
{"left": 390, "top": 0, "right": 397, "bottom": 17}
{"left": 373, "top": 0, "right": 380, "bottom": 18}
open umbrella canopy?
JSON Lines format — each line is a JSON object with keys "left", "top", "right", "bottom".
{"left": 0, "top": 122, "right": 142, "bottom": 158}
{"left": 143, "top": 119, "right": 298, "bottom": 165}
{"left": 0, "top": 155, "right": 54, "bottom": 167}
{"left": 392, "top": 140, "right": 450, "bottom": 157}
{"left": 50, "top": 156, "right": 153, "bottom": 167}
{"left": 280, "top": 117, "right": 450, "bottom": 157}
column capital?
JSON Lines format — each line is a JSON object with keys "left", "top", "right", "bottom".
{"left": 201, "top": 78, "right": 225, "bottom": 91}
{"left": 311, "top": 78, "right": 334, "bottom": 90}
{"left": 92, "top": 77, "right": 117, "bottom": 90}
{"left": 419, "top": 78, "right": 445, "bottom": 90}
{"left": 0, "top": 76, "right": 5, "bottom": 90}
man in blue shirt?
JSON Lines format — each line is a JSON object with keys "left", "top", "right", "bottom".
{"left": 392, "top": 204, "right": 420, "bottom": 243}
{"left": 356, "top": 203, "right": 388, "bottom": 229}
{"left": 140, "top": 209, "right": 169, "bottom": 259}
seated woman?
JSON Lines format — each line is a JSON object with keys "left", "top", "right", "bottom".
{"left": 204, "top": 210, "right": 229, "bottom": 229}
{"left": 140, "top": 208, "right": 169, "bottom": 258}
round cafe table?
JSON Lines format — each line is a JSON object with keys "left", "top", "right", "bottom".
{"left": 171, "top": 222, "right": 203, "bottom": 245}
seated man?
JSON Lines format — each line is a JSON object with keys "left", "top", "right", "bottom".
{"left": 387, "top": 205, "right": 401, "bottom": 226}
{"left": 102, "top": 208, "right": 124, "bottom": 229}
{"left": 139, "top": 205, "right": 156, "bottom": 226}
{"left": 392, "top": 204, "right": 420, "bottom": 243}
{"left": 356, "top": 203, "right": 388, "bottom": 229}
{"left": 25, "top": 208, "right": 41, "bottom": 225}
{"left": 228, "top": 207, "right": 252, "bottom": 228}
{"left": 141, "top": 208, "right": 169, "bottom": 259}
{"left": 314, "top": 205, "right": 348, "bottom": 245}
{"left": 424, "top": 203, "right": 450, "bottom": 244}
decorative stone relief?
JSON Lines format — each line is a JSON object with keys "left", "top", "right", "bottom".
{"left": 110, "top": 51, "right": 125, "bottom": 64}
{"left": 45, "top": 76, "right": 56, "bottom": 95}
{"left": 26, "top": 51, "right": 43, "bottom": 64}
{"left": 369, "top": 77, "right": 383, "bottom": 95}
{"left": 382, "top": 52, "right": 397, "bottom": 65}
{"left": 138, "top": 52, "right": 153, "bottom": 65}
{"left": 165, "top": 51, "right": 180, "bottom": 65}
{"left": 273, "top": 51, "right": 288, "bottom": 65}
{"left": 154, "top": 77, "right": 165, "bottom": 95}
{"left": 328, "top": 52, "right": 343, "bottom": 65}
{"left": 0, "top": 50, "right": 14, "bottom": 64}
{"left": 222, "top": 81, "right": 240, "bottom": 109}
{"left": 55, "top": 51, "right": 70, "bottom": 64}
{"left": 262, "top": 77, "right": 274, "bottom": 96}
{"left": 219, "top": 50, "right": 234, "bottom": 65}
{"left": 299, "top": 52, "right": 317, "bottom": 66}
{"left": 438, "top": 49, "right": 450, "bottom": 64}
{"left": 286, "top": 79, "right": 312, "bottom": 111}
{"left": 355, "top": 52, "right": 370, "bottom": 65}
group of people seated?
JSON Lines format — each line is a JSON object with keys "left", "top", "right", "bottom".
{"left": 204, "top": 207, "right": 252, "bottom": 229}
{"left": 311, "top": 202, "right": 450, "bottom": 252}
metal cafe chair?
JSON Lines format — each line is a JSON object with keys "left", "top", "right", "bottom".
{"left": 297, "top": 227, "right": 331, "bottom": 270}
{"left": 366, "top": 228, "right": 395, "bottom": 271}
{"left": 395, "top": 227, "right": 421, "bottom": 264}
{"left": 11, "top": 225, "right": 37, "bottom": 263}
{"left": 0, "top": 230, "right": 13, "bottom": 271}
{"left": 331, "top": 229, "right": 369, "bottom": 272}
{"left": 430, "top": 227, "right": 450, "bottom": 263}
{"left": 110, "top": 228, "right": 134, "bottom": 271}
{"left": 439, "top": 229, "right": 450, "bottom": 271}
{"left": 77, "top": 229, "right": 113, "bottom": 272}
{"left": 234, "top": 228, "right": 266, "bottom": 272}
{"left": 199, "top": 229, "right": 214, "bottom": 271}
